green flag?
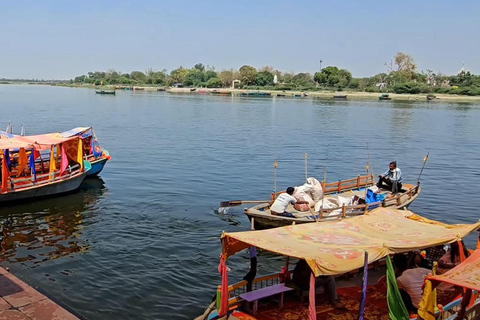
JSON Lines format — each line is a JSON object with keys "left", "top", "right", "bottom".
{"left": 386, "top": 255, "right": 409, "bottom": 320}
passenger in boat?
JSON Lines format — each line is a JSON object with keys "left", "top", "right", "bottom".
{"left": 291, "top": 259, "right": 344, "bottom": 309}
{"left": 393, "top": 253, "right": 430, "bottom": 312}
{"left": 437, "top": 241, "right": 470, "bottom": 275}
{"left": 421, "top": 245, "right": 446, "bottom": 269}
{"left": 270, "top": 187, "right": 309, "bottom": 217}
{"left": 377, "top": 161, "right": 402, "bottom": 193}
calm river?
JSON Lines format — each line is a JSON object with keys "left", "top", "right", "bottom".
{"left": 0, "top": 85, "right": 479, "bottom": 319}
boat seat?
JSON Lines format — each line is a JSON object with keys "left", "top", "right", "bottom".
{"left": 239, "top": 283, "right": 293, "bottom": 314}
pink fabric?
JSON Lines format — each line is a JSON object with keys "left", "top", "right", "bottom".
{"left": 309, "top": 272, "right": 317, "bottom": 320}
{"left": 59, "top": 144, "right": 68, "bottom": 176}
{"left": 217, "top": 255, "right": 229, "bottom": 316}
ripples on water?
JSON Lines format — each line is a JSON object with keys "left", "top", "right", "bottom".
{"left": 0, "top": 85, "right": 479, "bottom": 319}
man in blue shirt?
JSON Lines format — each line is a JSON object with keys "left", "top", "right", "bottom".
{"left": 377, "top": 161, "right": 402, "bottom": 193}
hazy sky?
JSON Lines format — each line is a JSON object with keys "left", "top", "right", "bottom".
{"left": 2, "top": 1, "right": 479, "bottom": 79}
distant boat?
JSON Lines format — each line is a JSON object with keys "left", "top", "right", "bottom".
{"left": 426, "top": 94, "right": 436, "bottom": 101}
{"left": 333, "top": 94, "right": 347, "bottom": 99}
{"left": 157, "top": 88, "right": 166, "bottom": 92}
{"left": 209, "top": 90, "right": 232, "bottom": 95}
{"left": 95, "top": 90, "right": 115, "bottom": 95}
{"left": 379, "top": 93, "right": 391, "bottom": 101}
{"left": 240, "top": 92, "right": 271, "bottom": 97}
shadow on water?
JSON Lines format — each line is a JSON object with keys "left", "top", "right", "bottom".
{"left": 0, "top": 177, "right": 106, "bottom": 267}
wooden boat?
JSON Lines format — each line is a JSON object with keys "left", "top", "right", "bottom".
{"left": 244, "top": 174, "right": 420, "bottom": 230}
{"left": 95, "top": 90, "right": 116, "bottom": 95}
{"left": 210, "top": 90, "right": 232, "bottom": 95}
{"left": 0, "top": 135, "right": 91, "bottom": 203}
{"left": 1, "top": 126, "right": 110, "bottom": 177}
{"left": 333, "top": 94, "right": 347, "bottom": 99}
{"left": 378, "top": 93, "right": 391, "bottom": 101}
{"left": 240, "top": 92, "right": 272, "bottom": 97}
{"left": 196, "top": 208, "right": 480, "bottom": 320}
{"left": 426, "top": 94, "right": 436, "bottom": 101}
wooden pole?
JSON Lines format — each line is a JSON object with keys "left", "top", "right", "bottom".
{"left": 304, "top": 153, "right": 308, "bottom": 182}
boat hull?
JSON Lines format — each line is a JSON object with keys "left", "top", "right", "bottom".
{"left": 87, "top": 150, "right": 110, "bottom": 176}
{"left": 0, "top": 163, "right": 90, "bottom": 204}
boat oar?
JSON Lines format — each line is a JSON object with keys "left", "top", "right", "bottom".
{"left": 219, "top": 200, "right": 270, "bottom": 208}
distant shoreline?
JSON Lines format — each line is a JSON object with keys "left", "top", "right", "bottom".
{"left": 3, "top": 82, "right": 480, "bottom": 103}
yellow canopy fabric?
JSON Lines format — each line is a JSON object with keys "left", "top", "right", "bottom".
{"left": 222, "top": 208, "right": 480, "bottom": 276}
{"left": 428, "top": 249, "right": 480, "bottom": 292}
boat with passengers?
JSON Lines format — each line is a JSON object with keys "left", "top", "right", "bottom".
{"left": 196, "top": 207, "right": 480, "bottom": 320}
{"left": 237, "top": 173, "right": 420, "bottom": 230}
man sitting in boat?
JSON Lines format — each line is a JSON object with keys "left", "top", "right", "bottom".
{"left": 270, "top": 187, "right": 309, "bottom": 217}
{"left": 393, "top": 253, "right": 430, "bottom": 313}
{"left": 291, "top": 259, "right": 343, "bottom": 308}
{"left": 377, "top": 161, "right": 402, "bottom": 193}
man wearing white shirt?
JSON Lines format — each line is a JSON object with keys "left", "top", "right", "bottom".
{"left": 377, "top": 161, "right": 403, "bottom": 193}
{"left": 270, "top": 187, "right": 308, "bottom": 217}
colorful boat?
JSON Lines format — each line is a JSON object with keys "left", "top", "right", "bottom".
{"left": 241, "top": 174, "right": 420, "bottom": 229}
{"left": 95, "top": 90, "right": 116, "bottom": 95}
{"left": 196, "top": 207, "right": 480, "bottom": 320}
{"left": 1, "top": 126, "right": 110, "bottom": 177}
{"left": 0, "top": 134, "right": 91, "bottom": 203}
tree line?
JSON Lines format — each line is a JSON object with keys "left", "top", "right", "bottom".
{"left": 71, "top": 54, "right": 480, "bottom": 96}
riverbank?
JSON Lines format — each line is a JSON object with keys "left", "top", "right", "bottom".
{"left": 9, "top": 83, "right": 480, "bottom": 103}
{"left": 165, "top": 87, "right": 480, "bottom": 103}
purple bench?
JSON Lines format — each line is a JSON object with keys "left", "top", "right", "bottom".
{"left": 239, "top": 283, "right": 293, "bottom": 314}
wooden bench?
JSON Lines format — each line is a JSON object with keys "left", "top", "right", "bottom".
{"left": 239, "top": 283, "right": 293, "bottom": 314}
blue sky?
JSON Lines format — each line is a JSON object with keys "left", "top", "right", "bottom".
{"left": 1, "top": 0, "right": 478, "bottom": 79}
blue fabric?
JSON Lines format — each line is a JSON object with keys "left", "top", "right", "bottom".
{"left": 365, "top": 190, "right": 386, "bottom": 209}
{"left": 4, "top": 149, "right": 11, "bottom": 171}
{"left": 28, "top": 151, "right": 36, "bottom": 180}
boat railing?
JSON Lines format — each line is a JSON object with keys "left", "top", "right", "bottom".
{"left": 270, "top": 174, "right": 375, "bottom": 201}
{"left": 5, "top": 164, "right": 82, "bottom": 193}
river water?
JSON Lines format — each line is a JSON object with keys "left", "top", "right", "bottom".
{"left": 0, "top": 85, "right": 479, "bottom": 319}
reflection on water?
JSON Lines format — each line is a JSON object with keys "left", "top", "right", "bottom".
{"left": 0, "top": 178, "right": 106, "bottom": 267}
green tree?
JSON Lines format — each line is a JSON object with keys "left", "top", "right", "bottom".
{"left": 255, "top": 71, "right": 274, "bottom": 86}
{"left": 206, "top": 77, "right": 222, "bottom": 88}
{"left": 130, "top": 71, "right": 147, "bottom": 83}
{"left": 168, "top": 67, "right": 189, "bottom": 85}
{"left": 193, "top": 63, "right": 205, "bottom": 72}
{"left": 239, "top": 65, "right": 257, "bottom": 85}
{"left": 218, "top": 69, "right": 237, "bottom": 88}
{"left": 184, "top": 69, "right": 205, "bottom": 86}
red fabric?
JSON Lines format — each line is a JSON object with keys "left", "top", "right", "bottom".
{"left": 33, "top": 149, "right": 41, "bottom": 160}
{"left": 59, "top": 144, "right": 68, "bottom": 176}
{"left": 309, "top": 272, "right": 317, "bottom": 320}
{"left": 1, "top": 157, "right": 8, "bottom": 193}
{"left": 218, "top": 255, "right": 229, "bottom": 317}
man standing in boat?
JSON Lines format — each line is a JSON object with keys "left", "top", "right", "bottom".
{"left": 377, "top": 161, "right": 402, "bottom": 193}
{"left": 270, "top": 187, "right": 309, "bottom": 217}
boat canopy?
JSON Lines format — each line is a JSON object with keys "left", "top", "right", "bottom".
{"left": 60, "top": 127, "right": 92, "bottom": 138}
{"left": 428, "top": 248, "right": 480, "bottom": 291}
{"left": 221, "top": 207, "right": 480, "bottom": 276}
{"left": 0, "top": 133, "right": 79, "bottom": 151}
